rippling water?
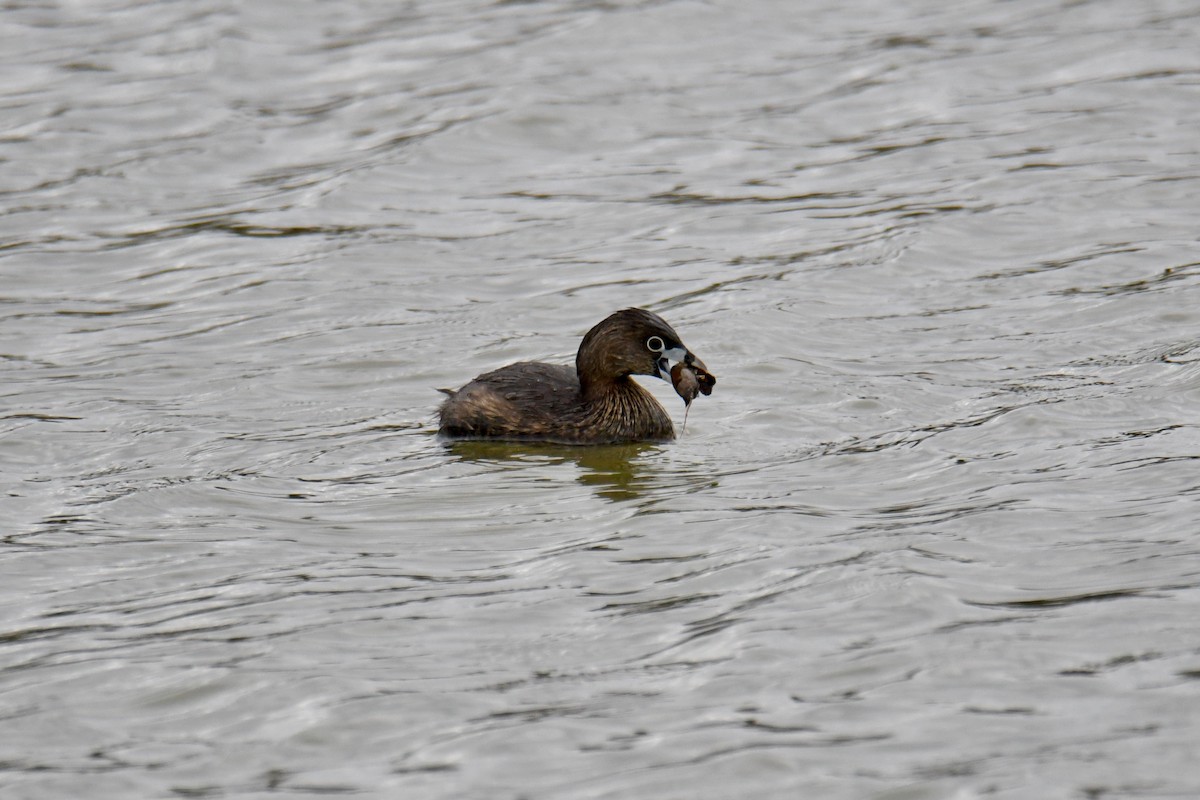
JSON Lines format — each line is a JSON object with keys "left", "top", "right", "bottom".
{"left": 4, "top": 1, "right": 1200, "bottom": 798}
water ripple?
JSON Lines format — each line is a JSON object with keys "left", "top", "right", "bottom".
{"left": 4, "top": 1, "right": 1200, "bottom": 798}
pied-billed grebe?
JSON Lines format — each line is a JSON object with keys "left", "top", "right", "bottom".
{"left": 438, "top": 308, "right": 715, "bottom": 444}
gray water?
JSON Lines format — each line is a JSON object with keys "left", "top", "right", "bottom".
{"left": 3, "top": 1, "right": 1200, "bottom": 798}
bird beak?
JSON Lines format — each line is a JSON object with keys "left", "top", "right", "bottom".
{"left": 656, "top": 345, "right": 690, "bottom": 380}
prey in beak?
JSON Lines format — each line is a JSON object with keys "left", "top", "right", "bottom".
{"left": 657, "top": 348, "right": 716, "bottom": 433}
{"left": 655, "top": 346, "right": 714, "bottom": 391}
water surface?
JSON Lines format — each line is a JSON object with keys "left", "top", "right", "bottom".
{"left": 3, "top": 1, "right": 1200, "bottom": 798}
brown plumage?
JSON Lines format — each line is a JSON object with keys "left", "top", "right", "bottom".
{"left": 438, "top": 308, "right": 715, "bottom": 444}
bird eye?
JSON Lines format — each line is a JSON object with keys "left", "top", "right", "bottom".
{"left": 646, "top": 336, "right": 665, "bottom": 353}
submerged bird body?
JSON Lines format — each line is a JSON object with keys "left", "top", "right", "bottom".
{"left": 438, "top": 308, "right": 714, "bottom": 445}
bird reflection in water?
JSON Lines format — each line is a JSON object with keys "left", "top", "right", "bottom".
{"left": 444, "top": 441, "right": 664, "bottom": 503}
